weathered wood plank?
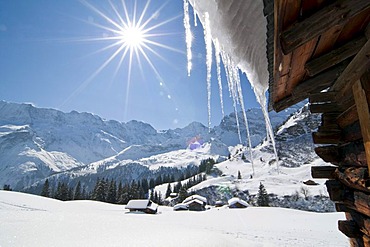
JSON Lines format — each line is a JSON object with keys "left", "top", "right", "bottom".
{"left": 306, "top": 36, "right": 367, "bottom": 76}
{"left": 294, "top": 61, "right": 347, "bottom": 98}
{"left": 339, "top": 220, "right": 362, "bottom": 238}
{"left": 315, "top": 145, "right": 341, "bottom": 164}
{"left": 311, "top": 166, "right": 337, "bottom": 179}
{"left": 343, "top": 205, "right": 370, "bottom": 238}
{"left": 309, "top": 91, "right": 337, "bottom": 104}
{"left": 309, "top": 102, "right": 341, "bottom": 114}
{"left": 281, "top": 0, "right": 370, "bottom": 54}
{"left": 337, "top": 104, "right": 359, "bottom": 129}
{"left": 335, "top": 167, "right": 370, "bottom": 194}
{"left": 334, "top": 33, "right": 370, "bottom": 100}
{"left": 353, "top": 80, "right": 370, "bottom": 176}
{"left": 342, "top": 121, "right": 363, "bottom": 143}
{"left": 313, "top": 131, "right": 342, "bottom": 144}
{"left": 340, "top": 141, "right": 368, "bottom": 168}
{"left": 326, "top": 179, "right": 345, "bottom": 202}
{"left": 353, "top": 191, "right": 370, "bottom": 218}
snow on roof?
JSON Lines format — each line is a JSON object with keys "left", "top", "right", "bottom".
{"left": 125, "top": 199, "right": 150, "bottom": 209}
{"left": 173, "top": 203, "right": 188, "bottom": 210}
{"left": 147, "top": 201, "right": 158, "bottom": 211}
{"left": 183, "top": 195, "right": 207, "bottom": 204}
{"left": 228, "top": 197, "right": 249, "bottom": 207}
{"left": 184, "top": 199, "right": 204, "bottom": 206}
{"left": 188, "top": 0, "right": 268, "bottom": 106}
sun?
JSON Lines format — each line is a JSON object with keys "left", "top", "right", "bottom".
{"left": 119, "top": 25, "right": 145, "bottom": 48}
{"left": 64, "top": 0, "right": 184, "bottom": 116}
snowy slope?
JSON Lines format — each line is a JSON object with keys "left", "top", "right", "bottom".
{"left": 0, "top": 191, "right": 347, "bottom": 247}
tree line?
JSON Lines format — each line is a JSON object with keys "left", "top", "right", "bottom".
{"left": 39, "top": 158, "right": 215, "bottom": 205}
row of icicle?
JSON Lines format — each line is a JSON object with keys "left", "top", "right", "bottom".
{"left": 183, "top": 0, "right": 280, "bottom": 175}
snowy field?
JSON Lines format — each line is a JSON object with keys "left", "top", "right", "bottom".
{"left": 0, "top": 191, "right": 348, "bottom": 247}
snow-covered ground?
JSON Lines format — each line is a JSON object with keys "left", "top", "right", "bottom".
{"left": 0, "top": 191, "right": 347, "bottom": 247}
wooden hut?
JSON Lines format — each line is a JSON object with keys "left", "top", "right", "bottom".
{"left": 183, "top": 195, "right": 207, "bottom": 211}
{"left": 228, "top": 197, "right": 249, "bottom": 209}
{"left": 264, "top": 0, "right": 370, "bottom": 245}
{"left": 125, "top": 199, "right": 158, "bottom": 214}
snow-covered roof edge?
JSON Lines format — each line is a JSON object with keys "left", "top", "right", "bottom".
{"left": 188, "top": 0, "right": 269, "bottom": 107}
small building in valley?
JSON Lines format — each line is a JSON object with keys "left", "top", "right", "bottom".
{"left": 228, "top": 197, "right": 249, "bottom": 209}
{"left": 125, "top": 199, "right": 158, "bottom": 214}
{"left": 183, "top": 195, "right": 207, "bottom": 211}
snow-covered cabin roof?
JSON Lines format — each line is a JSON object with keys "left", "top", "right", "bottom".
{"left": 188, "top": 0, "right": 268, "bottom": 107}
{"left": 228, "top": 197, "right": 249, "bottom": 207}
{"left": 183, "top": 195, "right": 207, "bottom": 204}
{"left": 147, "top": 201, "right": 158, "bottom": 212}
{"left": 184, "top": 199, "right": 204, "bottom": 206}
{"left": 125, "top": 199, "right": 150, "bottom": 210}
{"left": 173, "top": 203, "right": 188, "bottom": 211}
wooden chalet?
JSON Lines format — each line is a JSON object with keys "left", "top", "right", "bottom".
{"left": 125, "top": 199, "right": 158, "bottom": 214}
{"left": 228, "top": 197, "right": 249, "bottom": 209}
{"left": 264, "top": 0, "right": 370, "bottom": 245}
{"left": 183, "top": 195, "right": 207, "bottom": 211}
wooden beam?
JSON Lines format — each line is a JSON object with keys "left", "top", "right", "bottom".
{"left": 293, "top": 62, "right": 347, "bottom": 98}
{"left": 306, "top": 36, "right": 367, "bottom": 77}
{"left": 337, "top": 104, "right": 358, "bottom": 129}
{"left": 273, "top": 62, "right": 347, "bottom": 112}
{"left": 312, "top": 131, "right": 342, "bottom": 144}
{"left": 311, "top": 166, "right": 337, "bottom": 179}
{"left": 309, "top": 102, "right": 342, "bottom": 114}
{"left": 309, "top": 91, "right": 337, "bottom": 104}
{"left": 333, "top": 31, "right": 370, "bottom": 100}
{"left": 353, "top": 191, "right": 370, "bottom": 218}
{"left": 346, "top": 207, "right": 370, "bottom": 237}
{"left": 353, "top": 80, "right": 370, "bottom": 176}
{"left": 342, "top": 121, "right": 363, "bottom": 143}
{"left": 315, "top": 145, "right": 341, "bottom": 164}
{"left": 280, "top": 0, "right": 370, "bottom": 54}
{"left": 338, "top": 220, "right": 362, "bottom": 238}
{"left": 335, "top": 167, "right": 370, "bottom": 194}
{"left": 326, "top": 179, "right": 346, "bottom": 202}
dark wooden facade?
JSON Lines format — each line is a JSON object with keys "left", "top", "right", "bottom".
{"left": 265, "top": 0, "right": 370, "bottom": 245}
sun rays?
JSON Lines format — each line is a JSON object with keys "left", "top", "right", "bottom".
{"left": 62, "top": 0, "right": 183, "bottom": 118}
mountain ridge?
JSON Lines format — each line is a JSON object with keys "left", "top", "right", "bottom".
{"left": 0, "top": 100, "right": 309, "bottom": 191}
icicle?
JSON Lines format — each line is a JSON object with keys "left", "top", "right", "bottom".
{"left": 193, "top": 0, "right": 197, "bottom": 26}
{"left": 204, "top": 12, "right": 213, "bottom": 131}
{"left": 222, "top": 53, "right": 242, "bottom": 144}
{"left": 235, "top": 70, "right": 255, "bottom": 176}
{"left": 183, "top": 0, "right": 192, "bottom": 76}
{"left": 261, "top": 106, "right": 279, "bottom": 173}
{"left": 214, "top": 39, "right": 224, "bottom": 118}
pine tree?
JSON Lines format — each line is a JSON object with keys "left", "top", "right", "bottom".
{"left": 241, "top": 153, "right": 246, "bottom": 161}
{"left": 81, "top": 185, "right": 87, "bottom": 200}
{"left": 107, "top": 179, "right": 117, "bottom": 203}
{"left": 3, "top": 184, "right": 12, "bottom": 191}
{"left": 178, "top": 186, "right": 188, "bottom": 202}
{"left": 174, "top": 181, "right": 182, "bottom": 193}
{"left": 68, "top": 186, "right": 74, "bottom": 201}
{"left": 74, "top": 181, "right": 82, "bottom": 200}
{"left": 41, "top": 179, "right": 50, "bottom": 197}
{"left": 165, "top": 183, "right": 172, "bottom": 198}
{"left": 237, "top": 171, "right": 242, "bottom": 179}
{"left": 92, "top": 178, "right": 106, "bottom": 202}
{"left": 257, "top": 182, "right": 269, "bottom": 206}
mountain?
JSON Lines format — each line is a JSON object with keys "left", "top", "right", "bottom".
{"left": 0, "top": 100, "right": 311, "bottom": 192}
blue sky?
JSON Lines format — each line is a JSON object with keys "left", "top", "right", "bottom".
{"left": 0, "top": 0, "right": 259, "bottom": 130}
